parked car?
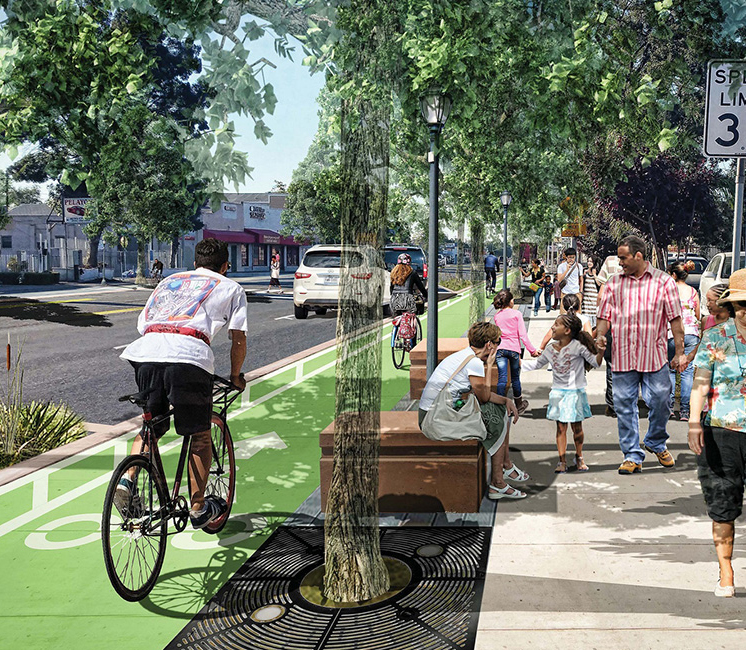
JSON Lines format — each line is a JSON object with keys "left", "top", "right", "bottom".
{"left": 383, "top": 244, "right": 427, "bottom": 280}
{"left": 438, "top": 253, "right": 447, "bottom": 267}
{"left": 292, "top": 245, "right": 391, "bottom": 319}
{"left": 667, "top": 254, "right": 709, "bottom": 290}
{"left": 700, "top": 252, "right": 745, "bottom": 314}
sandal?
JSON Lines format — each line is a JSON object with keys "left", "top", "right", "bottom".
{"left": 574, "top": 456, "right": 589, "bottom": 472}
{"left": 503, "top": 464, "right": 530, "bottom": 483}
{"left": 554, "top": 461, "right": 567, "bottom": 474}
{"left": 488, "top": 484, "right": 527, "bottom": 500}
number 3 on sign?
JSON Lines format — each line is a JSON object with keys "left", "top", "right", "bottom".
{"left": 717, "top": 113, "right": 740, "bottom": 148}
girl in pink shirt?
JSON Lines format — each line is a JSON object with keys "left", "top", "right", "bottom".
{"left": 493, "top": 289, "right": 539, "bottom": 415}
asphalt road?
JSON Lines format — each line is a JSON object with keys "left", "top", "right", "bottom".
{"left": 0, "top": 278, "right": 337, "bottom": 425}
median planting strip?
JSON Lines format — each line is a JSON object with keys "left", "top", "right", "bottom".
{"left": 0, "top": 289, "right": 475, "bottom": 650}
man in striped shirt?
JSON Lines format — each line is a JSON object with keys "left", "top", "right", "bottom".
{"left": 596, "top": 235, "right": 689, "bottom": 475}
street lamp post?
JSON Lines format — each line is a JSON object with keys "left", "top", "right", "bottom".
{"left": 420, "top": 91, "right": 452, "bottom": 379}
{"left": 500, "top": 191, "right": 512, "bottom": 289}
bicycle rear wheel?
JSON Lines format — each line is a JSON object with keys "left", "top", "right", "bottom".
{"left": 203, "top": 413, "right": 236, "bottom": 534}
{"left": 102, "top": 455, "right": 168, "bottom": 601}
{"left": 412, "top": 316, "right": 423, "bottom": 348}
{"left": 391, "top": 325, "right": 406, "bottom": 369}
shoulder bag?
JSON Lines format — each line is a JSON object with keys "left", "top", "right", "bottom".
{"left": 421, "top": 354, "right": 488, "bottom": 442}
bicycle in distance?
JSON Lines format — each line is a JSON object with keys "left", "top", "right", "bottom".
{"left": 391, "top": 311, "right": 423, "bottom": 369}
{"left": 101, "top": 375, "right": 242, "bottom": 601}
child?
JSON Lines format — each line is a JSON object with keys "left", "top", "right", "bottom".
{"left": 541, "top": 274, "right": 553, "bottom": 313}
{"left": 536, "top": 294, "right": 593, "bottom": 354}
{"left": 552, "top": 274, "right": 562, "bottom": 310}
{"left": 522, "top": 313, "right": 606, "bottom": 473}
{"left": 492, "top": 289, "right": 540, "bottom": 415}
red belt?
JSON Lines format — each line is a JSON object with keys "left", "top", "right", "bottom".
{"left": 144, "top": 324, "right": 211, "bottom": 345}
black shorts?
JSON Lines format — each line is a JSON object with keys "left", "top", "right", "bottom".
{"left": 130, "top": 362, "right": 213, "bottom": 437}
{"left": 697, "top": 423, "right": 746, "bottom": 522}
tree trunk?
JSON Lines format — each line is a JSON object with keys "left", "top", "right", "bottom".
{"left": 323, "top": 1, "right": 394, "bottom": 603}
{"left": 457, "top": 219, "right": 465, "bottom": 279}
{"left": 135, "top": 239, "right": 149, "bottom": 285}
{"left": 84, "top": 231, "right": 101, "bottom": 268}
{"left": 470, "top": 217, "right": 485, "bottom": 324}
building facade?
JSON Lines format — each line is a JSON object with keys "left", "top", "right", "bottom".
{"left": 199, "top": 192, "right": 309, "bottom": 272}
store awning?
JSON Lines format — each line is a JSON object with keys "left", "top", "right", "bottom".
{"left": 203, "top": 229, "right": 256, "bottom": 244}
{"left": 246, "top": 228, "right": 306, "bottom": 246}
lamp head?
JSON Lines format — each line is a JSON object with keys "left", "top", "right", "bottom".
{"left": 419, "top": 91, "right": 452, "bottom": 131}
{"left": 500, "top": 190, "right": 512, "bottom": 207}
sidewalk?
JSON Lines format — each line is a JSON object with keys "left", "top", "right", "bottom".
{"left": 476, "top": 308, "right": 746, "bottom": 648}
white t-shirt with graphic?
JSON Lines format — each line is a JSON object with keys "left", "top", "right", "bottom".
{"left": 419, "top": 346, "right": 485, "bottom": 411}
{"left": 120, "top": 268, "right": 248, "bottom": 374}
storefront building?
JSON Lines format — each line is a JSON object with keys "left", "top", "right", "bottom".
{"left": 199, "top": 192, "right": 308, "bottom": 272}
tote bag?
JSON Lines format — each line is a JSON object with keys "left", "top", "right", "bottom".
{"left": 421, "top": 355, "right": 488, "bottom": 442}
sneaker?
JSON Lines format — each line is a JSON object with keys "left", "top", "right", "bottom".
{"left": 680, "top": 409, "right": 690, "bottom": 422}
{"left": 618, "top": 460, "right": 642, "bottom": 475}
{"left": 190, "top": 496, "right": 228, "bottom": 530}
{"left": 643, "top": 444, "right": 675, "bottom": 468}
{"left": 715, "top": 576, "right": 735, "bottom": 598}
{"left": 113, "top": 477, "right": 134, "bottom": 517}
{"left": 605, "top": 406, "right": 617, "bottom": 418}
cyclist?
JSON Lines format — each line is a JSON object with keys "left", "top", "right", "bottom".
{"left": 151, "top": 258, "right": 164, "bottom": 282}
{"left": 119, "top": 238, "right": 248, "bottom": 529}
{"left": 390, "top": 252, "right": 426, "bottom": 316}
{"left": 484, "top": 251, "right": 499, "bottom": 294}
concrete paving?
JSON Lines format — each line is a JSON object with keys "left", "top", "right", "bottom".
{"left": 476, "top": 308, "right": 746, "bottom": 648}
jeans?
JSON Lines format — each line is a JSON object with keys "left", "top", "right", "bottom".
{"left": 667, "top": 334, "right": 700, "bottom": 413}
{"left": 545, "top": 287, "right": 552, "bottom": 311}
{"left": 612, "top": 365, "right": 671, "bottom": 463}
{"left": 533, "top": 287, "right": 543, "bottom": 314}
{"left": 496, "top": 349, "right": 522, "bottom": 398}
{"left": 485, "top": 267, "right": 496, "bottom": 291}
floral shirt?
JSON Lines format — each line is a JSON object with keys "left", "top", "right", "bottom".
{"left": 694, "top": 320, "right": 746, "bottom": 432}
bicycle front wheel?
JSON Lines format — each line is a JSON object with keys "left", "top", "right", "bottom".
{"left": 102, "top": 455, "right": 168, "bottom": 601}
{"left": 203, "top": 413, "right": 236, "bottom": 534}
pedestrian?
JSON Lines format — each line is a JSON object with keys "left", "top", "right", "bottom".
{"left": 667, "top": 261, "right": 701, "bottom": 421}
{"left": 522, "top": 258, "right": 546, "bottom": 317}
{"left": 492, "top": 289, "right": 540, "bottom": 415}
{"left": 268, "top": 249, "right": 281, "bottom": 291}
{"left": 596, "top": 235, "right": 688, "bottom": 475}
{"left": 536, "top": 294, "right": 593, "bottom": 353}
{"left": 552, "top": 273, "right": 562, "bottom": 309}
{"left": 556, "top": 248, "right": 582, "bottom": 313}
{"left": 541, "top": 274, "right": 554, "bottom": 312}
{"left": 418, "top": 322, "right": 524, "bottom": 499}
{"left": 596, "top": 253, "right": 624, "bottom": 417}
{"left": 688, "top": 270, "right": 746, "bottom": 597}
{"left": 580, "top": 255, "right": 599, "bottom": 327}
{"left": 523, "top": 313, "right": 606, "bottom": 473}
{"left": 484, "top": 250, "right": 499, "bottom": 294}
{"left": 119, "top": 238, "right": 247, "bottom": 529}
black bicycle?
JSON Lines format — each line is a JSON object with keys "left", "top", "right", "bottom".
{"left": 101, "top": 375, "right": 242, "bottom": 601}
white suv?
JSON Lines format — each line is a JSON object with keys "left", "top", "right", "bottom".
{"left": 292, "top": 245, "right": 391, "bottom": 319}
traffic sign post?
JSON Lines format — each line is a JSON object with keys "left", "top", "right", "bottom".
{"left": 704, "top": 60, "right": 746, "bottom": 273}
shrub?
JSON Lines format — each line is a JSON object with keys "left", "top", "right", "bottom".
{"left": 6, "top": 256, "right": 19, "bottom": 272}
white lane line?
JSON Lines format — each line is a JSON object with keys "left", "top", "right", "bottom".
{"left": 274, "top": 315, "right": 294, "bottom": 320}
{"left": 112, "top": 343, "right": 134, "bottom": 350}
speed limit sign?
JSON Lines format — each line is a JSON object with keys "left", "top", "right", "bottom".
{"left": 704, "top": 60, "right": 746, "bottom": 157}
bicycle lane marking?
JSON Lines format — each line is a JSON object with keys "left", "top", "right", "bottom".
{"left": 0, "top": 289, "right": 472, "bottom": 542}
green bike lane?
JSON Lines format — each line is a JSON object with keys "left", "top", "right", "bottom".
{"left": 0, "top": 290, "right": 476, "bottom": 650}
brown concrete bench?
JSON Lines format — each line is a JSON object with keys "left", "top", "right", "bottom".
{"left": 409, "top": 338, "right": 507, "bottom": 400}
{"left": 320, "top": 410, "right": 487, "bottom": 513}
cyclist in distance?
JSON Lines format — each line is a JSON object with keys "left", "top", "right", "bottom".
{"left": 119, "top": 238, "right": 248, "bottom": 529}
{"left": 390, "top": 252, "right": 427, "bottom": 316}
{"left": 484, "top": 250, "right": 499, "bottom": 294}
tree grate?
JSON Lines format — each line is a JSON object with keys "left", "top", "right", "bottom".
{"left": 166, "top": 526, "right": 491, "bottom": 650}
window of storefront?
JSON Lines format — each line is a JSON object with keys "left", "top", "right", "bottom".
{"left": 1, "top": 236, "right": 12, "bottom": 249}
{"left": 286, "top": 247, "right": 299, "bottom": 266}
{"left": 241, "top": 244, "right": 249, "bottom": 267}
{"left": 252, "top": 244, "right": 267, "bottom": 267}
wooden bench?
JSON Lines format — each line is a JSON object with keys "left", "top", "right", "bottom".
{"left": 319, "top": 411, "right": 487, "bottom": 513}
{"left": 409, "top": 338, "right": 506, "bottom": 400}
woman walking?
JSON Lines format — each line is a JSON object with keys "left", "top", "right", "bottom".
{"left": 419, "top": 322, "right": 524, "bottom": 499}
{"left": 580, "top": 256, "right": 599, "bottom": 327}
{"left": 689, "top": 269, "right": 746, "bottom": 597}
{"left": 522, "top": 259, "right": 546, "bottom": 317}
{"left": 523, "top": 313, "right": 606, "bottom": 472}
{"left": 667, "top": 261, "right": 700, "bottom": 421}
{"left": 492, "top": 289, "right": 539, "bottom": 415}
{"left": 268, "top": 249, "right": 281, "bottom": 292}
